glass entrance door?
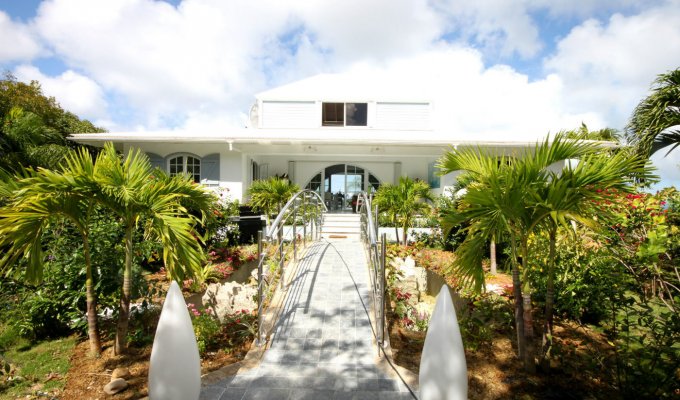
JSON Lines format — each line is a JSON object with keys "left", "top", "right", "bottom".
{"left": 305, "top": 164, "right": 381, "bottom": 212}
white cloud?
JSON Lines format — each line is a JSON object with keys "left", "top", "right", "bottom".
{"left": 545, "top": 2, "right": 680, "bottom": 129}
{"left": 0, "top": 11, "right": 42, "bottom": 62}
{"left": 32, "top": 0, "right": 295, "bottom": 128}
{"left": 432, "top": 0, "right": 542, "bottom": 58}
{"left": 13, "top": 64, "right": 108, "bottom": 121}
{"left": 292, "top": 0, "right": 444, "bottom": 61}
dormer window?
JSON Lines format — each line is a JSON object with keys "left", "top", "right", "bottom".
{"left": 322, "top": 102, "right": 367, "bottom": 127}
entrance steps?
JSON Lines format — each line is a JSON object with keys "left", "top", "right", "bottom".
{"left": 321, "top": 213, "right": 361, "bottom": 239}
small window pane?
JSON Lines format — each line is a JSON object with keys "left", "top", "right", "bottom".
{"left": 322, "top": 103, "right": 344, "bottom": 126}
{"left": 187, "top": 156, "right": 200, "bottom": 182}
{"left": 169, "top": 156, "right": 182, "bottom": 176}
{"left": 346, "top": 103, "right": 367, "bottom": 126}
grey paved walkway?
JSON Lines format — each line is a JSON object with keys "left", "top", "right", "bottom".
{"left": 200, "top": 239, "right": 417, "bottom": 400}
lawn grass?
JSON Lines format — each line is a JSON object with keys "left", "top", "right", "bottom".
{"left": 0, "top": 323, "right": 76, "bottom": 399}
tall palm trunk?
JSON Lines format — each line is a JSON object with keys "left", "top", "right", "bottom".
{"left": 115, "top": 223, "right": 134, "bottom": 355}
{"left": 82, "top": 231, "right": 101, "bottom": 356}
{"left": 490, "top": 237, "right": 497, "bottom": 275}
{"left": 393, "top": 215, "right": 400, "bottom": 245}
{"left": 510, "top": 237, "right": 526, "bottom": 361}
{"left": 542, "top": 227, "right": 557, "bottom": 365}
{"left": 521, "top": 237, "right": 536, "bottom": 373}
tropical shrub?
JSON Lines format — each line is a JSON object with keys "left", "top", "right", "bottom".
{"left": 1, "top": 210, "right": 155, "bottom": 341}
{"left": 458, "top": 292, "right": 513, "bottom": 351}
{"left": 525, "top": 188, "right": 680, "bottom": 396}
{"left": 203, "top": 189, "right": 240, "bottom": 250}
{"left": 248, "top": 177, "right": 299, "bottom": 220}
{"left": 187, "top": 303, "right": 221, "bottom": 355}
{"left": 223, "top": 310, "right": 258, "bottom": 350}
{"left": 526, "top": 229, "right": 618, "bottom": 323}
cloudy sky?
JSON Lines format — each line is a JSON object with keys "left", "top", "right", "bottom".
{"left": 1, "top": 0, "right": 679, "bottom": 187}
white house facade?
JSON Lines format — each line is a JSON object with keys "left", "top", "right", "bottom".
{"left": 70, "top": 74, "right": 561, "bottom": 209}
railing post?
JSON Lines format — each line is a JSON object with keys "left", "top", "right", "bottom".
{"left": 293, "top": 203, "right": 297, "bottom": 262}
{"left": 302, "top": 194, "right": 307, "bottom": 246}
{"left": 379, "top": 233, "right": 387, "bottom": 355}
{"left": 374, "top": 205, "right": 379, "bottom": 239}
{"left": 278, "top": 225, "right": 284, "bottom": 289}
{"left": 257, "top": 230, "right": 263, "bottom": 347}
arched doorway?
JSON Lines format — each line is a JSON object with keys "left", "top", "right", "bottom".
{"left": 305, "top": 164, "right": 381, "bottom": 211}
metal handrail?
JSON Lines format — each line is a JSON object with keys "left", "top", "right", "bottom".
{"left": 266, "top": 189, "right": 327, "bottom": 240}
{"left": 358, "top": 193, "right": 419, "bottom": 400}
{"left": 255, "top": 189, "right": 327, "bottom": 346}
{"left": 357, "top": 192, "right": 386, "bottom": 357}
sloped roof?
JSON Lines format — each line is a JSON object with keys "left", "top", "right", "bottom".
{"left": 256, "top": 72, "right": 430, "bottom": 102}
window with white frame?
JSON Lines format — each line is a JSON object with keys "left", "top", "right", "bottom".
{"left": 168, "top": 155, "right": 201, "bottom": 182}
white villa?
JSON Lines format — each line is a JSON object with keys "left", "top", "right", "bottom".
{"left": 71, "top": 74, "right": 551, "bottom": 209}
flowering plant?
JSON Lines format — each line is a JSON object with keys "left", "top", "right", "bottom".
{"left": 187, "top": 303, "right": 221, "bottom": 355}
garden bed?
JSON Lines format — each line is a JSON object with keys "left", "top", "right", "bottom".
{"left": 384, "top": 245, "right": 624, "bottom": 399}
{"left": 387, "top": 294, "right": 621, "bottom": 399}
{"left": 59, "top": 254, "right": 259, "bottom": 399}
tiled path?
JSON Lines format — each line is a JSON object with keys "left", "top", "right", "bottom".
{"left": 200, "top": 239, "right": 417, "bottom": 400}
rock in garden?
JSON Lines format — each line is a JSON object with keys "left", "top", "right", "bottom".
{"left": 393, "top": 256, "right": 428, "bottom": 301}
{"left": 104, "top": 378, "right": 128, "bottom": 395}
{"left": 111, "top": 367, "right": 130, "bottom": 380}
{"left": 202, "top": 281, "right": 258, "bottom": 322}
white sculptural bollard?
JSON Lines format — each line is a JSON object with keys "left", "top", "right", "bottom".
{"left": 148, "top": 281, "right": 201, "bottom": 400}
{"left": 419, "top": 285, "right": 468, "bottom": 400}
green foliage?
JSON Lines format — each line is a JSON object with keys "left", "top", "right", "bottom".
{"left": 0, "top": 72, "right": 105, "bottom": 173}
{"left": 187, "top": 303, "right": 222, "bottom": 355}
{"left": 222, "top": 310, "right": 258, "bottom": 350}
{"left": 526, "top": 230, "right": 618, "bottom": 323}
{"left": 611, "top": 294, "right": 680, "bottom": 398}
{"left": 563, "top": 122, "right": 621, "bottom": 143}
{"left": 186, "top": 304, "right": 256, "bottom": 355}
{"left": 247, "top": 177, "right": 299, "bottom": 218}
{"left": 374, "top": 176, "right": 433, "bottom": 246}
{"left": 524, "top": 187, "right": 680, "bottom": 396}
{"left": 458, "top": 293, "right": 513, "bottom": 351}
{"left": 203, "top": 190, "right": 240, "bottom": 250}
{"left": 0, "top": 209, "right": 155, "bottom": 341}
{"left": 626, "top": 67, "right": 680, "bottom": 157}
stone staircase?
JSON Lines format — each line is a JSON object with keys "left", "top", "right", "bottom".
{"left": 321, "top": 213, "right": 361, "bottom": 239}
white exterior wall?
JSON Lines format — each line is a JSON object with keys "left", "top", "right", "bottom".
{"left": 122, "top": 143, "right": 246, "bottom": 202}
{"left": 261, "top": 101, "right": 317, "bottom": 128}
{"left": 375, "top": 102, "right": 430, "bottom": 130}
{"left": 257, "top": 99, "right": 431, "bottom": 130}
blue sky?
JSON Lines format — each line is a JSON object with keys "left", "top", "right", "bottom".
{"left": 1, "top": 0, "right": 679, "bottom": 188}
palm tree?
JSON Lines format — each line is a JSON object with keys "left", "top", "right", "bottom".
{"left": 533, "top": 149, "right": 650, "bottom": 364}
{"left": 626, "top": 68, "right": 680, "bottom": 157}
{"left": 375, "top": 177, "right": 433, "bottom": 246}
{"left": 92, "top": 144, "right": 214, "bottom": 355}
{"left": 248, "top": 177, "right": 300, "bottom": 222}
{"left": 565, "top": 122, "right": 621, "bottom": 143}
{"left": 0, "top": 107, "right": 71, "bottom": 173}
{"left": 374, "top": 183, "right": 403, "bottom": 245}
{"left": 438, "top": 133, "right": 650, "bottom": 371}
{"left": 0, "top": 148, "right": 103, "bottom": 355}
